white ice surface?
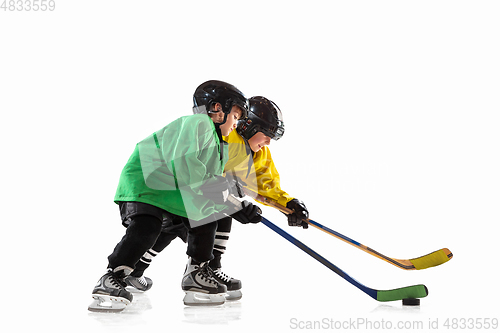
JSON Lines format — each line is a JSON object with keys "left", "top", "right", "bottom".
{"left": 2, "top": 1, "right": 499, "bottom": 332}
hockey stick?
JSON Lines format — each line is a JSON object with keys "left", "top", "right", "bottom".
{"left": 245, "top": 189, "right": 452, "bottom": 270}
{"left": 261, "top": 216, "right": 428, "bottom": 302}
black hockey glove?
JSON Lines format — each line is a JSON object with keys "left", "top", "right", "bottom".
{"left": 199, "top": 175, "right": 230, "bottom": 205}
{"left": 285, "top": 198, "right": 309, "bottom": 229}
{"left": 231, "top": 200, "right": 262, "bottom": 224}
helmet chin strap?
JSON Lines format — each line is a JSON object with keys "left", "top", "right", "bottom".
{"left": 212, "top": 112, "right": 229, "bottom": 127}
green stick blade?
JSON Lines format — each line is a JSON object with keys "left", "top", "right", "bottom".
{"left": 377, "top": 285, "right": 428, "bottom": 302}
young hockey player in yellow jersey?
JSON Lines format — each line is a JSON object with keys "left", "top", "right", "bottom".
{"left": 126, "top": 96, "right": 309, "bottom": 303}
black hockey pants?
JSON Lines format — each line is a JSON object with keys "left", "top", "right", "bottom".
{"left": 107, "top": 202, "right": 218, "bottom": 271}
{"left": 130, "top": 215, "right": 233, "bottom": 276}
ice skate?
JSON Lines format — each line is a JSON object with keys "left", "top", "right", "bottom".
{"left": 181, "top": 257, "right": 227, "bottom": 306}
{"left": 211, "top": 267, "right": 242, "bottom": 301}
{"left": 125, "top": 275, "right": 153, "bottom": 292}
{"left": 88, "top": 267, "right": 133, "bottom": 312}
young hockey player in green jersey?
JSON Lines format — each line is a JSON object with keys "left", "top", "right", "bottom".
{"left": 125, "top": 96, "right": 310, "bottom": 303}
{"left": 88, "top": 80, "right": 262, "bottom": 312}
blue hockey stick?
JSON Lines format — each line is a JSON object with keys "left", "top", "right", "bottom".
{"left": 261, "top": 217, "right": 428, "bottom": 302}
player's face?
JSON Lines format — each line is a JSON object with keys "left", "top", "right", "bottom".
{"left": 248, "top": 131, "right": 272, "bottom": 152}
{"left": 219, "top": 106, "right": 242, "bottom": 137}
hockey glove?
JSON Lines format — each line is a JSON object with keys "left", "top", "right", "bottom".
{"left": 199, "top": 175, "right": 230, "bottom": 205}
{"left": 231, "top": 200, "right": 262, "bottom": 224}
{"left": 285, "top": 199, "right": 309, "bottom": 229}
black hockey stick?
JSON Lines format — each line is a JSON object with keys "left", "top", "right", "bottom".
{"left": 261, "top": 216, "right": 428, "bottom": 302}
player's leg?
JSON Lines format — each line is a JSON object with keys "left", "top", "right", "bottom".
{"left": 209, "top": 216, "right": 242, "bottom": 300}
{"left": 89, "top": 214, "right": 162, "bottom": 312}
{"left": 125, "top": 228, "right": 181, "bottom": 291}
{"left": 181, "top": 220, "right": 227, "bottom": 306}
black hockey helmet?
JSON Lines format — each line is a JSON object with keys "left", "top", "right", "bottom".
{"left": 193, "top": 80, "right": 249, "bottom": 120}
{"left": 237, "top": 96, "right": 285, "bottom": 141}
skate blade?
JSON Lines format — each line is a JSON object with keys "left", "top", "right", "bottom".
{"left": 225, "top": 290, "right": 242, "bottom": 301}
{"left": 88, "top": 295, "right": 130, "bottom": 313}
{"left": 183, "top": 292, "right": 226, "bottom": 306}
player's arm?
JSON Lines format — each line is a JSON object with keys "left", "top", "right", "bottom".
{"left": 253, "top": 147, "right": 309, "bottom": 228}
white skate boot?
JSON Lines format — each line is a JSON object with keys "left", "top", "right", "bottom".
{"left": 88, "top": 266, "right": 133, "bottom": 312}
{"left": 181, "top": 257, "right": 227, "bottom": 306}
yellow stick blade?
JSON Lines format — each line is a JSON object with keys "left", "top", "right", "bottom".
{"left": 410, "top": 248, "right": 453, "bottom": 270}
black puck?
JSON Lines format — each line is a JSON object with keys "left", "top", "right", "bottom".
{"left": 402, "top": 298, "right": 420, "bottom": 306}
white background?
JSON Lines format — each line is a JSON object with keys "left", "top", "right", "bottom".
{"left": 1, "top": 1, "right": 499, "bottom": 332}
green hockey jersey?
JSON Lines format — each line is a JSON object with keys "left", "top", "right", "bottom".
{"left": 114, "top": 114, "right": 229, "bottom": 222}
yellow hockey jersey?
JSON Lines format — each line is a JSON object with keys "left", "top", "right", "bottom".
{"left": 223, "top": 130, "right": 293, "bottom": 208}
